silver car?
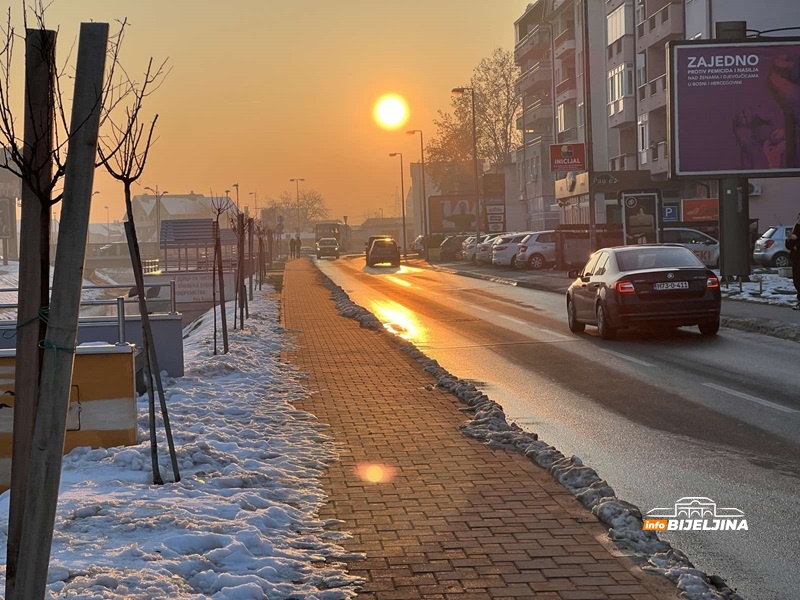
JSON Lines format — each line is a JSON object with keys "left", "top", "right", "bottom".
{"left": 491, "top": 233, "right": 530, "bottom": 268}
{"left": 516, "top": 230, "right": 556, "bottom": 270}
{"left": 753, "top": 226, "right": 793, "bottom": 267}
{"left": 662, "top": 227, "right": 719, "bottom": 268}
{"left": 475, "top": 234, "right": 504, "bottom": 263}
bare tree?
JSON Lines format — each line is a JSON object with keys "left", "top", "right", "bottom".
{"left": 95, "top": 29, "right": 179, "bottom": 486}
{"left": 264, "top": 188, "right": 329, "bottom": 232}
{"left": 211, "top": 195, "right": 231, "bottom": 354}
{"left": 426, "top": 48, "right": 522, "bottom": 193}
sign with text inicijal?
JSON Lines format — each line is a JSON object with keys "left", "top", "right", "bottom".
{"left": 549, "top": 143, "right": 586, "bottom": 172}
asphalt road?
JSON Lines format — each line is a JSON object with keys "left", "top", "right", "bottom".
{"left": 317, "top": 256, "right": 800, "bottom": 600}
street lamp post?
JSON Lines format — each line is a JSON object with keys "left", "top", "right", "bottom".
{"left": 232, "top": 183, "right": 240, "bottom": 212}
{"left": 406, "top": 129, "right": 429, "bottom": 261}
{"left": 289, "top": 178, "right": 305, "bottom": 232}
{"left": 249, "top": 191, "right": 258, "bottom": 217}
{"left": 104, "top": 206, "right": 110, "bottom": 242}
{"left": 389, "top": 152, "right": 407, "bottom": 261}
{"left": 452, "top": 87, "right": 481, "bottom": 254}
{"left": 144, "top": 185, "right": 168, "bottom": 252}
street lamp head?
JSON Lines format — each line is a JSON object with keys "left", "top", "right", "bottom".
{"left": 232, "top": 183, "right": 239, "bottom": 188}
{"left": 406, "top": 129, "right": 420, "bottom": 135}
{"left": 451, "top": 87, "right": 467, "bottom": 94}
{"left": 389, "top": 153, "right": 399, "bottom": 157}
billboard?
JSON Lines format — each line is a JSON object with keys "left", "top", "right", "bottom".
{"left": 682, "top": 198, "right": 719, "bottom": 222}
{"left": 549, "top": 143, "right": 586, "bottom": 172}
{"left": 669, "top": 39, "right": 800, "bottom": 178}
{"left": 427, "top": 195, "right": 477, "bottom": 234}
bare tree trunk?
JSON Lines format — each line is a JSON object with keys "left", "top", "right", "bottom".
{"left": 215, "top": 231, "right": 229, "bottom": 353}
{"left": 212, "top": 223, "right": 218, "bottom": 355}
{"left": 248, "top": 217, "right": 254, "bottom": 301}
{"left": 6, "top": 27, "right": 56, "bottom": 598}
{"left": 14, "top": 24, "right": 107, "bottom": 600}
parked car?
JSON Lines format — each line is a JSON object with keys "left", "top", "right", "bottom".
{"left": 411, "top": 235, "right": 425, "bottom": 255}
{"left": 753, "top": 226, "right": 794, "bottom": 267}
{"left": 475, "top": 234, "right": 504, "bottom": 264}
{"left": 316, "top": 237, "right": 340, "bottom": 259}
{"left": 565, "top": 245, "right": 721, "bottom": 340}
{"left": 491, "top": 233, "right": 530, "bottom": 268}
{"left": 365, "top": 235, "right": 392, "bottom": 263}
{"left": 367, "top": 237, "right": 401, "bottom": 267}
{"left": 440, "top": 234, "right": 469, "bottom": 261}
{"left": 516, "top": 230, "right": 556, "bottom": 270}
{"left": 463, "top": 234, "right": 493, "bottom": 263}
{"left": 662, "top": 227, "right": 719, "bottom": 268}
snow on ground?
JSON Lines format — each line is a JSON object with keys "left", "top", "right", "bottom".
{"left": 717, "top": 269, "right": 798, "bottom": 307}
{"left": 0, "top": 292, "right": 361, "bottom": 599}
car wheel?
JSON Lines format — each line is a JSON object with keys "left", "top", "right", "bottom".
{"left": 773, "top": 253, "right": 791, "bottom": 268}
{"left": 567, "top": 299, "right": 585, "bottom": 334}
{"left": 367, "top": 261, "right": 373, "bottom": 268}
{"left": 316, "top": 254, "right": 321, "bottom": 259}
{"left": 596, "top": 303, "right": 616, "bottom": 340}
{"left": 528, "top": 253, "right": 545, "bottom": 270}
{"left": 335, "top": 254, "right": 339, "bottom": 259}
{"left": 510, "top": 255, "right": 517, "bottom": 269}
{"left": 699, "top": 319, "right": 720, "bottom": 336}
{"left": 471, "top": 254, "right": 477, "bottom": 265}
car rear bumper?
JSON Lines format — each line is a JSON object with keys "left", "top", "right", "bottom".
{"left": 751, "top": 251, "right": 775, "bottom": 266}
{"left": 609, "top": 299, "right": 720, "bottom": 328}
{"left": 318, "top": 249, "right": 339, "bottom": 256}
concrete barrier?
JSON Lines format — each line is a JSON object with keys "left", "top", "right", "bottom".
{"left": 0, "top": 343, "right": 138, "bottom": 491}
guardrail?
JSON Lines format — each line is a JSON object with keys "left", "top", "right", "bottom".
{"left": 0, "top": 281, "right": 177, "bottom": 345}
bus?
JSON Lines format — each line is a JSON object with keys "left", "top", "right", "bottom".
{"left": 314, "top": 221, "right": 349, "bottom": 250}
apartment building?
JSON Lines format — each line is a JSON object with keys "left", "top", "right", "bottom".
{"left": 515, "top": 0, "right": 614, "bottom": 230}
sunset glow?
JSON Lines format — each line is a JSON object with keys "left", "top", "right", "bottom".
{"left": 373, "top": 94, "right": 409, "bottom": 130}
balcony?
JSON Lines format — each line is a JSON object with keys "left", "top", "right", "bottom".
{"left": 638, "top": 74, "right": 667, "bottom": 114}
{"left": 636, "top": 2, "right": 684, "bottom": 51}
{"left": 553, "top": 27, "right": 575, "bottom": 59}
{"left": 517, "top": 62, "right": 552, "bottom": 95}
{"left": 645, "top": 141, "right": 669, "bottom": 175}
{"left": 515, "top": 24, "right": 551, "bottom": 63}
{"left": 557, "top": 127, "right": 578, "bottom": 144}
{"left": 610, "top": 153, "right": 638, "bottom": 171}
{"left": 555, "top": 76, "right": 577, "bottom": 103}
{"left": 608, "top": 97, "right": 636, "bottom": 129}
{"left": 518, "top": 97, "right": 554, "bottom": 131}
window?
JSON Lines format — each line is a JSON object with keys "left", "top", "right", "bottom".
{"left": 607, "top": 64, "right": 634, "bottom": 104}
{"left": 594, "top": 253, "right": 611, "bottom": 276}
{"left": 581, "top": 252, "right": 603, "bottom": 276}
{"left": 607, "top": 4, "right": 633, "bottom": 46}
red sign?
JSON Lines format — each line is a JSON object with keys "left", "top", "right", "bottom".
{"left": 682, "top": 198, "right": 719, "bottom": 222}
{"left": 549, "top": 143, "right": 586, "bottom": 172}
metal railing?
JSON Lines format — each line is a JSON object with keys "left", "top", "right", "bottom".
{"left": 0, "top": 281, "right": 177, "bottom": 345}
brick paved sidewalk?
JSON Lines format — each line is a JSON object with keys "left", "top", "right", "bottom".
{"left": 282, "top": 259, "right": 678, "bottom": 600}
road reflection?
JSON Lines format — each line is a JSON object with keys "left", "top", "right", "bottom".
{"left": 369, "top": 299, "right": 427, "bottom": 343}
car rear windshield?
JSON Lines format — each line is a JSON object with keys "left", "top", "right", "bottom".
{"left": 373, "top": 240, "right": 395, "bottom": 248}
{"left": 319, "top": 240, "right": 337, "bottom": 246}
{"left": 615, "top": 247, "right": 704, "bottom": 271}
{"left": 762, "top": 227, "right": 778, "bottom": 239}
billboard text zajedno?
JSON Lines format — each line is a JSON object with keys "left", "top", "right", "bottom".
{"left": 670, "top": 39, "right": 800, "bottom": 178}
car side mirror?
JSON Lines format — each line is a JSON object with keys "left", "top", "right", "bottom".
{"left": 568, "top": 269, "right": 579, "bottom": 278}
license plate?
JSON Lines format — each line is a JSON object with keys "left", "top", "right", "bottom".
{"left": 653, "top": 281, "right": 689, "bottom": 290}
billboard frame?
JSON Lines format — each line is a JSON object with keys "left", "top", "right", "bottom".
{"left": 668, "top": 36, "right": 800, "bottom": 179}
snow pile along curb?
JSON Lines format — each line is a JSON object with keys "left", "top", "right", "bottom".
{"left": 321, "top": 273, "right": 744, "bottom": 600}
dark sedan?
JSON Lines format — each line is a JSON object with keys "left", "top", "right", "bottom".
{"left": 565, "top": 245, "right": 721, "bottom": 339}
{"left": 367, "top": 238, "right": 401, "bottom": 267}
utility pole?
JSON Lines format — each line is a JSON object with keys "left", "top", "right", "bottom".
{"left": 582, "top": 0, "right": 597, "bottom": 252}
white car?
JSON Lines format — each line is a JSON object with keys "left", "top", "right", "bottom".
{"left": 491, "top": 233, "right": 530, "bottom": 268}
{"left": 463, "top": 234, "right": 494, "bottom": 263}
{"left": 662, "top": 227, "right": 719, "bottom": 268}
{"left": 516, "top": 230, "right": 556, "bottom": 270}
{"left": 475, "top": 234, "right": 504, "bottom": 263}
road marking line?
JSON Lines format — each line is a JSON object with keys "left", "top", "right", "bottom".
{"left": 496, "top": 315, "right": 573, "bottom": 342}
{"left": 702, "top": 383, "right": 798, "bottom": 413}
{"left": 598, "top": 348, "right": 656, "bottom": 367}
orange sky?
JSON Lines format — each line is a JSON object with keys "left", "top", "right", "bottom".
{"left": 32, "top": 1, "right": 529, "bottom": 224}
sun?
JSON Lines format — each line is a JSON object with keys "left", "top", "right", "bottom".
{"left": 373, "top": 94, "right": 409, "bottom": 130}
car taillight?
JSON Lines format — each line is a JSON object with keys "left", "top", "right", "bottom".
{"left": 706, "top": 275, "right": 719, "bottom": 288}
{"left": 480, "top": 245, "right": 487, "bottom": 251}
{"left": 764, "top": 239, "right": 774, "bottom": 249}
{"left": 495, "top": 246, "right": 506, "bottom": 250}
{"left": 519, "top": 245, "right": 528, "bottom": 252}
{"left": 616, "top": 281, "right": 636, "bottom": 294}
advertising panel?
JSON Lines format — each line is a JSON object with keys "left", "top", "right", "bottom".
{"left": 549, "top": 143, "right": 586, "bottom": 172}
{"left": 427, "top": 195, "right": 477, "bottom": 234}
{"left": 682, "top": 198, "right": 719, "bottom": 222}
{"left": 670, "top": 39, "right": 800, "bottom": 177}
{"left": 622, "top": 192, "right": 659, "bottom": 245}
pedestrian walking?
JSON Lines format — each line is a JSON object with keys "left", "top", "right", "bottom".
{"left": 295, "top": 234, "right": 302, "bottom": 257}
{"left": 289, "top": 236, "right": 296, "bottom": 259}
{"left": 787, "top": 212, "right": 800, "bottom": 310}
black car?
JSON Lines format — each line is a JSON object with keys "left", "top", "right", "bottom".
{"left": 439, "top": 234, "right": 469, "bottom": 261}
{"left": 316, "top": 237, "right": 340, "bottom": 259}
{"left": 367, "top": 238, "right": 401, "bottom": 267}
{"left": 565, "top": 245, "right": 721, "bottom": 339}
